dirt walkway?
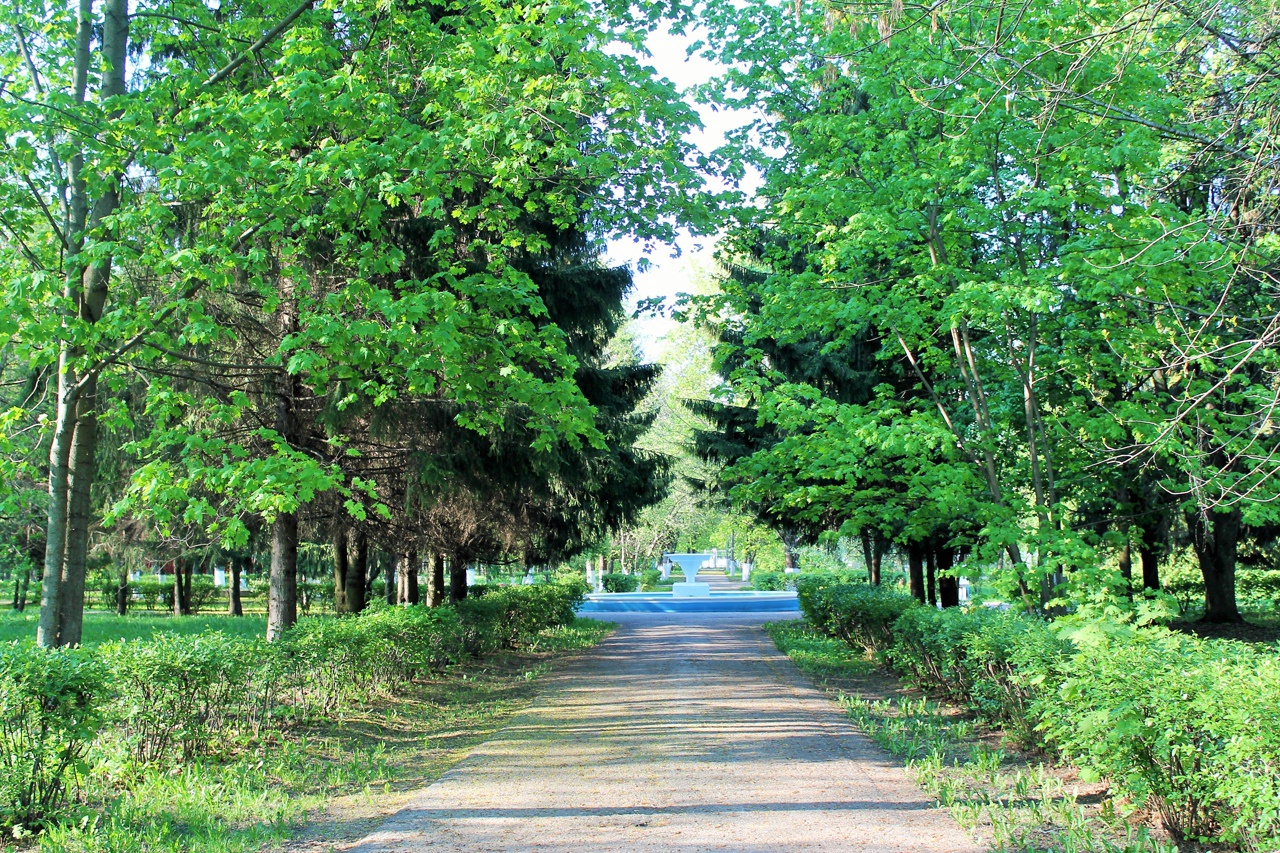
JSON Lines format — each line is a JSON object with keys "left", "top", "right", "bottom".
{"left": 349, "top": 613, "right": 983, "bottom": 852}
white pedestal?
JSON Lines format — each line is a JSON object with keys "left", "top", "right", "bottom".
{"left": 741, "top": 562, "right": 753, "bottom": 583}
{"left": 672, "top": 582, "right": 711, "bottom": 598}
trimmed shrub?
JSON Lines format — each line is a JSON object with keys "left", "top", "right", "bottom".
{"left": 1035, "top": 629, "right": 1280, "bottom": 846}
{"left": 297, "top": 580, "right": 334, "bottom": 615}
{"left": 639, "top": 568, "right": 662, "bottom": 591}
{"left": 601, "top": 573, "right": 639, "bottom": 593}
{"left": 278, "top": 605, "right": 466, "bottom": 713}
{"left": 186, "top": 577, "right": 220, "bottom": 614}
{"left": 797, "top": 577, "right": 918, "bottom": 656}
{"left": 0, "top": 644, "right": 104, "bottom": 833}
{"left": 100, "top": 631, "right": 261, "bottom": 764}
{"left": 886, "top": 606, "right": 1067, "bottom": 748}
{"left": 454, "top": 580, "right": 586, "bottom": 654}
{"left": 963, "top": 610, "right": 1067, "bottom": 748}
{"left": 888, "top": 606, "right": 988, "bottom": 701}
{"left": 796, "top": 584, "right": 1280, "bottom": 846}
{"left": 750, "top": 570, "right": 789, "bottom": 591}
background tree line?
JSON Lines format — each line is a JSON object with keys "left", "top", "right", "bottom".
{"left": 685, "top": 0, "right": 1280, "bottom": 622}
{"left": 0, "top": 0, "right": 710, "bottom": 645}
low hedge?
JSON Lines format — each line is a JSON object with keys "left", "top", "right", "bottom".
{"left": 0, "top": 580, "right": 589, "bottom": 833}
{"left": 798, "top": 579, "right": 1280, "bottom": 848}
{"left": 749, "top": 570, "right": 790, "bottom": 591}
{"left": 600, "top": 573, "right": 639, "bottom": 593}
{"left": 796, "top": 575, "right": 916, "bottom": 656}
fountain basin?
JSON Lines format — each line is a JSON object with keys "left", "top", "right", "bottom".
{"left": 578, "top": 590, "right": 800, "bottom": 613}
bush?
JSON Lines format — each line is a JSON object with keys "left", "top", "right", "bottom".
{"left": 186, "top": 577, "right": 220, "bottom": 614}
{"left": 0, "top": 644, "right": 104, "bottom": 833}
{"left": 1035, "top": 629, "right": 1280, "bottom": 846}
{"left": 1238, "top": 568, "right": 1280, "bottom": 608}
{"left": 750, "top": 570, "right": 789, "bottom": 591}
{"left": 601, "top": 573, "right": 638, "bottom": 593}
{"left": 888, "top": 606, "right": 988, "bottom": 701}
{"left": 278, "top": 605, "right": 466, "bottom": 713}
{"left": 963, "top": 610, "right": 1067, "bottom": 748}
{"left": 886, "top": 606, "right": 1067, "bottom": 748}
{"left": 639, "top": 568, "right": 662, "bottom": 591}
{"left": 796, "top": 584, "right": 1280, "bottom": 847}
{"left": 455, "top": 579, "right": 587, "bottom": 654}
{"left": 100, "top": 631, "right": 261, "bottom": 764}
{"left": 131, "top": 576, "right": 165, "bottom": 611}
{"left": 0, "top": 578, "right": 594, "bottom": 834}
{"left": 797, "top": 577, "right": 918, "bottom": 656}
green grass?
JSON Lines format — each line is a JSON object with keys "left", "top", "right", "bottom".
{"left": 765, "top": 619, "right": 1176, "bottom": 853}
{"left": 764, "top": 619, "right": 875, "bottom": 680}
{"left": 17, "top": 617, "right": 614, "bottom": 853}
{"left": 0, "top": 609, "right": 268, "bottom": 646}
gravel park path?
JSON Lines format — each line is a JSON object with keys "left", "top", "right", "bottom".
{"left": 349, "top": 612, "right": 983, "bottom": 852}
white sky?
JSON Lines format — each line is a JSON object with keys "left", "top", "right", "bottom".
{"left": 605, "top": 26, "right": 758, "bottom": 362}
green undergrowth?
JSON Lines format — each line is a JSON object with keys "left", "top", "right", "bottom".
{"left": 21, "top": 618, "right": 612, "bottom": 853}
{"left": 764, "top": 619, "right": 874, "bottom": 680}
{"left": 765, "top": 620, "right": 1177, "bottom": 853}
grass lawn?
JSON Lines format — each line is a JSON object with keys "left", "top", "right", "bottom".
{"left": 0, "top": 609, "right": 268, "bottom": 645}
{"left": 15, "top": 616, "right": 613, "bottom": 853}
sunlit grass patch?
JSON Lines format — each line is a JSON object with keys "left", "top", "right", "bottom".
{"left": 0, "top": 609, "right": 268, "bottom": 647}
{"left": 764, "top": 619, "right": 875, "bottom": 680}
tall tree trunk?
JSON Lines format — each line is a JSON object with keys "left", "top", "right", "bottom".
{"left": 1139, "top": 521, "right": 1164, "bottom": 591}
{"left": 859, "top": 529, "right": 875, "bottom": 584}
{"left": 871, "top": 537, "right": 885, "bottom": 587}
{"left": 782, "top": 527, "right": 800, "bottom": 571}
{"left": 228, "top": 556, "right": 243, "bottom": 616}
{"left": 13, "top": 567, "right": 27, "bottom": 612}
{"left": 267, "top": 274, "right": 301, "bottom": 636}
{"left": 172, "top": 559, "right": 185, "bottom": 616}
{"left": 267, "top": 512, "right": 299, "bottom": 641}
{"left": 182, "top": 558, "right": 194, "bottom": 615}
{"left": 907, "top": 543, "right": 926, "bottom": 603}
{"left": 925, "top": 547, "right": 937, "bottom": 608}
{"left": 347, "top": 530, "right": 367, "bottom": 613}
{"left": 1118, "top": 537, "right": 1133, "bottom": 594}
{"left": 332, "top": 524, "right": 349, "bottom": 613}
{"left": 36, "top": 0, "right": 93, "bottom": 650}
{"left": 115, "top": 563, "right": 129, "bottom": 616}
{"left": 428, "top": 553, "right": 445, "bottom": 606}
{"left": 38, "top": 0, "right": 128, "bottom": 648}
{"left": 58, "top": 381, "right": 98, "bottom": 645}
{"left": 383, "top": 554, "right": 395, "bottom": 605}
{"left": 449, "top": 556, "right": 467, "bottom": 603}
{"left": 937, "top": 548, "right": 959, "bottom": 608}
{"left": 1187, "top": 507, "right": 1243, "bottom": 623}
{"left": 398, "top": 550, "right": 419, "bottom": 605}
{"left": 37, "top": 377, "right": 77, "bottom": 645}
